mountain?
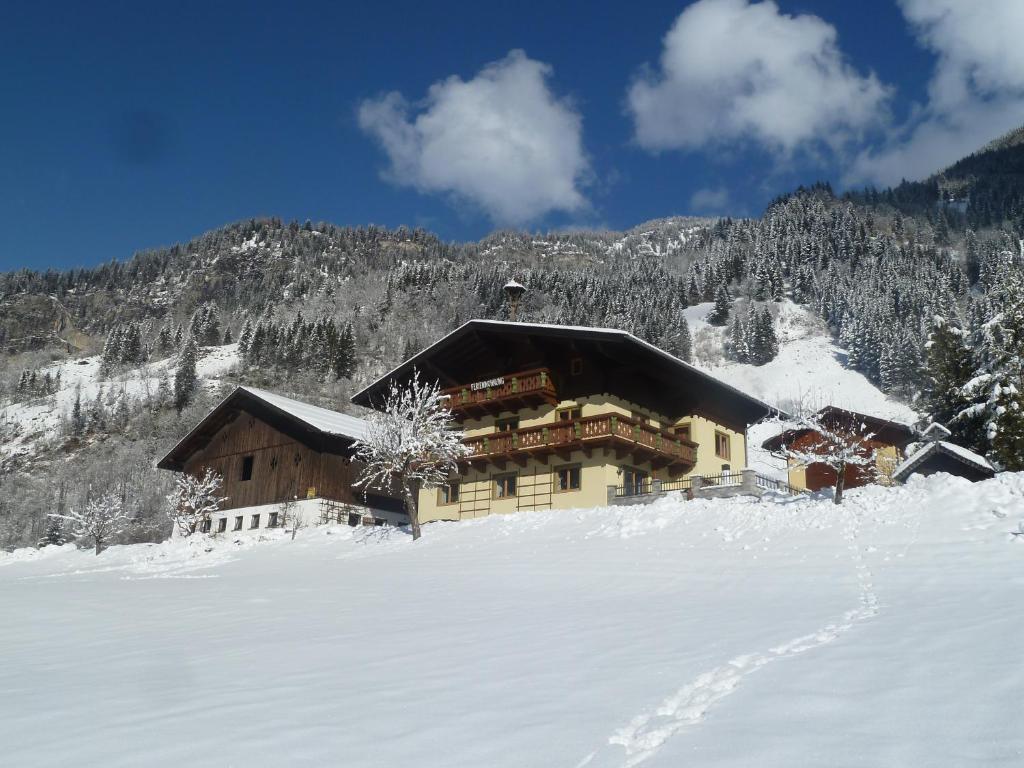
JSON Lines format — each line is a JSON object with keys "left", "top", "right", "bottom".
{"left": 1, "top": 136, "right": 1023, "bottom": 550}
{"left": 847, "top": 123, "right": 1024, "bottom": 231}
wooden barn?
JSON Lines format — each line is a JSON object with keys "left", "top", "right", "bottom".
{"left": 158, "top": 387, "right": 405, "bottom": 533}
{"left": 761, "top": 406, "right": 918, "bottom": 492}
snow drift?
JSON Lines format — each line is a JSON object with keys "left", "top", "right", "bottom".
{"left": 1, "top": 473, "right": 1022, "bottom": 767}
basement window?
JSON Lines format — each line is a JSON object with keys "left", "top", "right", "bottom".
{"left": 240, "top": 455, "right": 254, "bottom": 481}
{"left": 347, "top": 512, "right": 361, "bottom": 527}
{"left": 233, "top": 516, "right": 243, "bottom": 531}
{"left": 494, "top": 473, "right": 517, "bottom": 499}
{"left": 217, "top": 518, "right": 227, "bottom": 534}
{"left": 439, "top": 482, "right": 461, "bottom": 505}
{"left": 250, "top": 514, "right": 260, "bottom": 530}
{"left": 555, "top": 465, "right": 581, "bottom": 492}
{"left": 268, "top": 512, "right": 279, "bottom": 528}
{"left": 199, "top": 519, "right": 212, "bottom": 534}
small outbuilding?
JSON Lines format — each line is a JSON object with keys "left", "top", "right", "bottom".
{"left": 761, "top": 406, "right": 918, "bottom": 492}
{"left": 892, "top": 423, "right": 996, "bottom": 483}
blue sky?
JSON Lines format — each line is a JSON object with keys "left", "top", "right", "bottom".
{"left": 2, "top": 0, "right": 1023, "bottom": 271}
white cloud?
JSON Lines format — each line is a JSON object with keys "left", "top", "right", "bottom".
{"left": 690, "top": 186, "right": 730, "bottom": 213}
{"left": 627, "top": 0, "right": 890, "bottom": 155}
{"left": 850, "top": 0, "right": 1024, "bottom": 186}
{"left": 358, "top": 50, "right": 589, "bottom": 226}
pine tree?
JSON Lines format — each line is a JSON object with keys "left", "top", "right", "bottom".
{"left": 174, "top": 336, "right": 199, "bottom": 412}
{"left": 728, "top": 313, "right": 748, "bottom": 363}
{"left": 37, "top": 517, "right": 66, "bottom": 548}
{"left": 986, "top": 280, "right": 1024, "bottom": 469}
{"left": 708, "top": 284, "right": 731, "bottom": 326}
{"left": 70, "top": 389, "right": 86, "bottom": 436}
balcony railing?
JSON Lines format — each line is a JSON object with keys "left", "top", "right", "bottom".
{"left": 461, "top": 413, "right": 697, "bottom": 469}
{"left": 442, "top": 368, "right": 558, "bottom": 417}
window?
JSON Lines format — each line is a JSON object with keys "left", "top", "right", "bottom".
{"left": 438, "top": 482, "right": 461, "bottom": 505}
{"left": 240, "top": 455, "right": 254, "bottom": 481}
{"left": 557, "top": 406, "right": 582, "bottom": 422}
{"left": 217, "top": 518, "right": 227, "bottom": 533}
{"left": 721, "top": 464, "right": 731, "bottom": 474}
{"left": 495, "top": 417, "right": 519, "bottom": 433}
{"left": 675, "top": 424, "right": 691, "bottom": 441}
{"left": 268, "top": 512, "right": 279, "bottom": 528}
{"left": 347, "top": 512, "right": 361, "bottom": 527}
{"left": 632, "top": 412, "right": 650, "bottom": 425}
{"left": 622, "top": 467, "right": 648, "bottom": 496}
{"left": 200, "top": 519, "right": 212, "bottom": 533}
{"left": 494, "top": 473, "right": 517, "bottom": 499}
{"left": 250, "top": 514, "right": 260, "bottom": 529}
{"left": 233, "top": 516, "right": 243, "bottom": 531}
{"left": 715, "top": 431, "right": 731, "bottom": 460}
{"left": 570, "top": 357, "right": 583, "bottom": 376}
{"left": 555, "top": 464, "right": 581, "bottom": 492}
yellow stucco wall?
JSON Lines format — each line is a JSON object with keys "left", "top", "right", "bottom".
{"left": 785, "top": 444, "right": 903, "bottom": 491}
{"left": 418, "top": 397, "right": 749, "bottom": 523}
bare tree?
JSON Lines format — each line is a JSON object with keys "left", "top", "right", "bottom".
{"left": 353, "top": 370, "right": 467, "bottom": 540}
{"left": 51, "top": 491, "right": 131, "bottom": 555}
{"left": 166, "top": 468, "right": 228, "bottom": 536}
{"left": 279, "top": 496, "right": 305, "bottom": 540}
{"left": 773, "top": 410, "right": 878, "bottom": 505}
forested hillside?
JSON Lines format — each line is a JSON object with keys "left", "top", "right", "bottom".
{"left": 2, "top": 132, "right": 1024, "bottom": 549}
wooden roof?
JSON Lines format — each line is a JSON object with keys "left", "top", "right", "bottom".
{"left": 351, "top": 320, "right": 780, "bottom": 428}
{"left": 157, "top": 387, "right": 367, "bottom": 471}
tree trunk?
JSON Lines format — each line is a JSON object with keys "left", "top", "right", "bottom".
{"left": 403, "top": 479, "right": 422, "bottom": 540}
{"left": 95, "top": 538, "right": 102, "bottom": 556}
{"left": 833, "top": 461, "right": 846, "bottom": 505}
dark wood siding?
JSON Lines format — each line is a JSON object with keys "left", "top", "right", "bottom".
{"left": 184, "top": 412, "right": 358, "bottom": 511}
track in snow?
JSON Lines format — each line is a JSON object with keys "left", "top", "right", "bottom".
{"left": 579, "top": 508, "right": 880, "bottom": 768}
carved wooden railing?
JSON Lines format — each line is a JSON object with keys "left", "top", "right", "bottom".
{"left": 463, "top": 413, "right": 697, "bottom": 465}
{"left": 442, "top": 368, "right": 556, "bottom": 412}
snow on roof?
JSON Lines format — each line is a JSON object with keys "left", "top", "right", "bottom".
{"left": 239, "top": 387, "right": 367, "bottom": 441}
{"left": 352, "top": 319, "right": 782, "bottom": 416}
{"left": 921, "top": 422, "right": 952, "bottom": 441}
{"left": 503, "top": 279, "right": 526, "bottom": 290}
{"left": 893, "top": 439, "right": 994, "bottom": 480}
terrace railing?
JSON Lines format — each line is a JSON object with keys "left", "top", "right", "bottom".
{"left": 462, "top": 413, "right": 697, "bottom": 467}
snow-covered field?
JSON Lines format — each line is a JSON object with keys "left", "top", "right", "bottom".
{"left": 2, "top": 474, "right": 1022, "bottom": 767}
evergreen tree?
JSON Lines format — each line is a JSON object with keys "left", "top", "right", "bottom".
{"left": 708, "top": 284, "right": 731, "bottom": 326}
{"left": 174, "top": 336, "right": 199, "bottom": 412}
{"left": 37, "top": 517, "right": 66, "bottom": 548}
{"left": 70, "top": 389, "right": 86, "bottom": 436}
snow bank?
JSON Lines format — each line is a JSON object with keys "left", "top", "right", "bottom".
{"left": 1, "top": 474, "right": 1022, "bottom": 767}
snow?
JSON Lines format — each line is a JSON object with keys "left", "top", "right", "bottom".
{"left": 686, "top": 300, "right": 917, "bottom": 423}
{"left": 895, "top": 440, "right": 995, "bottom": 479}
{"left": 0, "top": 344, "right": 240, "bottom": 460}
{"left": 1, "top": 474, "right": 1022, "bottom": 766}
{"left": 239, "top": 386, "right": 367, "bottom": 440}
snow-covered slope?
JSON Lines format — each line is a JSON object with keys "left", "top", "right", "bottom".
{"left": 0, "top": 344, "right": 239, "bottom": 460}
{"left": 687, "top": 300, "right": 916, "bottom": 422}
{"left": 1, "top": 474, "right": 1022, "bottom": 767}
{"left": 685, "top": 299, "right": 917, "bottom": 480}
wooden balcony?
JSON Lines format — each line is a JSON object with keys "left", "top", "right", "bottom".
{"left": 461, "top": 413, "right": 698, "bottom": 474}
{"left": 442, "top": 367, "right": 558, "bottom": 418}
